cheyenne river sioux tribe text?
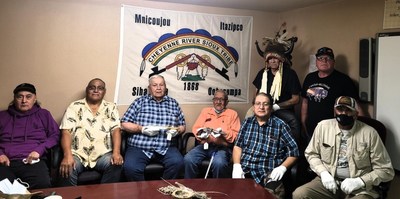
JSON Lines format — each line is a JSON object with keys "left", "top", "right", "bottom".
{"left": 132, "top": 14, "right": 243, "bottom": 98}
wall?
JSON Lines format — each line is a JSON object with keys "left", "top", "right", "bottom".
{"left": 0, "top": 0, "right": 398, "bottom": 131}
{"left": 283, "top": 0, "right": 399, "bottom": 116}
{"left": 0, "top": 0, "right": 277, "bottom": 130}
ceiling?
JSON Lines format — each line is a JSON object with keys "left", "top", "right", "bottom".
{"left": 145, "top": 0, "right": 341, "bottom": 12}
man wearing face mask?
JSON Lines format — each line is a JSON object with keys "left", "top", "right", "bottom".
{"left": 293, "top": 96, "right": 394, "bottom": 199}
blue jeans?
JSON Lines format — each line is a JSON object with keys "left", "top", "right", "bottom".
{"left": 183, "top": 144, "right": 231, "bottom": 178}
{"left": 59, "top": 152, "right": 122, "bottom": 186}
{"left": 123, "top": 146, "right": 183, "bottom": 181}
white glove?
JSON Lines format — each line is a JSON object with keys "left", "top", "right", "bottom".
{"left": 232, "top": 163, "right": 245, "bottom": 179}
{"left": 320, "top": 171, "right": 338, "bottom": 194}
{"left": 166, "top": 129, "right": 178, "bottom": 137}
{"left": 141, "top": 126, "right": 160, "bottom": 136}
{"left": 196, "top": 127, "right": 205, "bottom": 134}
{"left": 198, "top": 132, "right": 209, "bottom": 139}
{"left": 211, "top": 127, "right": 222, "bottom": 138}
{"left": 166, "top": 129, "right": 178, "bottom": 140}
{"left": 270, "top": 165, "right": 287, "bottom": 181}
{"left": 211, "top": 132, "right": 220, "bottom": 138}
{"left": 340, "top": 177, "right": 365, "bottom": 194}
{"left": 22, "top": 158, "right": 40, "bottom": 164}
{"left": 196, "top": 128, "right": 208, "bottom": 139}
{"left": 273, "top": 104, "right": 281, "bottom": 111}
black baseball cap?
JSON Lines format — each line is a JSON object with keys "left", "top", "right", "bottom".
{"left": 13, "top": 83, "right": 36, "bottom": 95}
{"left": 316, "top": 47, "right": 334, "bottom": 60}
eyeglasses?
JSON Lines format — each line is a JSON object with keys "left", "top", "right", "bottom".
{"left": 254, "top": 102, "right": 270, "bottom": 107}
{"left": 316, "top": 56, "right": 334, "bottom": 62}
{"left": 213, "top": 97, "right": 226, "bottom": 102}
{"left": 87, "top": 86, "right": 105, "bottom": 91}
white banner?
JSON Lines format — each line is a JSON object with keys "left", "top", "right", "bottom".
{"left": 115, "top": 5, "right": 253, "bottom": 105}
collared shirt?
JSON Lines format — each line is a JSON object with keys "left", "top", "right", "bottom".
{"left": 192, "top": 107, "right": 240, "bottom": 144}
{"left": 121, "top": 95, "right": 185, "bottom": 158}
{"left": 60, "top": 99, "right": 120, "bottom": 168}
{"left": 235, "top": 115, "right": 299, "bottom": 184}
{"left": 306, "top": 119, "right": 394, "bottom": 198}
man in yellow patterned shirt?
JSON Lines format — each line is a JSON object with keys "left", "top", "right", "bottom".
{"left": 58, "top": 78, "right": 123, "bottom": 186}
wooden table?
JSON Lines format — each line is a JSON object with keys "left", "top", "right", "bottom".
{"left": 31, "top": 179, "right": 274, "bottom": 199}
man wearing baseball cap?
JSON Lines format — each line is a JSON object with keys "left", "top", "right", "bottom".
{"left": 293, "top": 96, "right": 394, "bottom": 199}
{"left": 301, "top": 47, "right": 360, "bottom": 140}
{"left": 0, "top": 83, "right": 60, "bottom": 188}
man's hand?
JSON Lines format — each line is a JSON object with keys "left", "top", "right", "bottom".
{"left": 196, "top": 128, "right": 210, "bottom": 139}
{"left": 270, "top": 165, "right": 287, "bottom": 181}
{"left": 273, "top": 104, "right": 281, "bottom": 111}
{"left": 59, "top": 154, "right": 76, "bottom": 178}
{"left": 232, "top": 163, "right": 245, "bottom": 179}
{"left": 23, "top": 151, "right": 40, "bottom": 164}
{"left": 320, "top": 171, "right": 338, "bottom": 194}
{"left": 341, "top": 177, "right": 365, "bottom": 194}
{"left": 111, "top": 153, "right": 124, "bottom": 166}
{"left": 196, "top": 127, "right": 206, "bottom": 134}
{"left": 211, "top": 127, "right": 224, "bottom": 138}
{"left": 0, "top": 154, "right": 10, "bottom": 166}
{"left": 166, "top": 129, "right": 178, "bottom": 140}
{"left": 141, "top": 126, "right": 160, "bottom": 136}
{"left": 166, "top": 129, "right": 178, "bottom": 137}
{"left": 196, "top": 127, "right": 209, "bottom": 139}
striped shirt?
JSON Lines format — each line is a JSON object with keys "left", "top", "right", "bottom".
{"left": 235, "top": 115, "right": 299, "bottom": 184}
{"left": 121, "top": 95, "right": 185, "bottom": 158}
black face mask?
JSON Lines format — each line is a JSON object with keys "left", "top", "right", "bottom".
{"left": 336, "top": 114, "right": 354, "bottom": 126}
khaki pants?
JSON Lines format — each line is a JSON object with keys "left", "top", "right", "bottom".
{"left": 292, "top": 176, "right": 374, "bottom": 199}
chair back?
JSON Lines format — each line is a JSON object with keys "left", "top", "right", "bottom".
{"left": 357, "top": 116, "right": 387, "bottom": 144}
{"left": 53, "top": 131, "right": 127, "bottom": 186}
{"left": 357, "top": 116, "right": 391, "bottom": 199}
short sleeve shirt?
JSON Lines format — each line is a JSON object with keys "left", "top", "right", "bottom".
{"left": 301, "top": 70, "right": 359, "bottom": 133}
{"left": 60, "top": 99, "right": 120, "bottom": 168}
{"left": 121, "top": 95, "right": 186, "bottom": 158}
